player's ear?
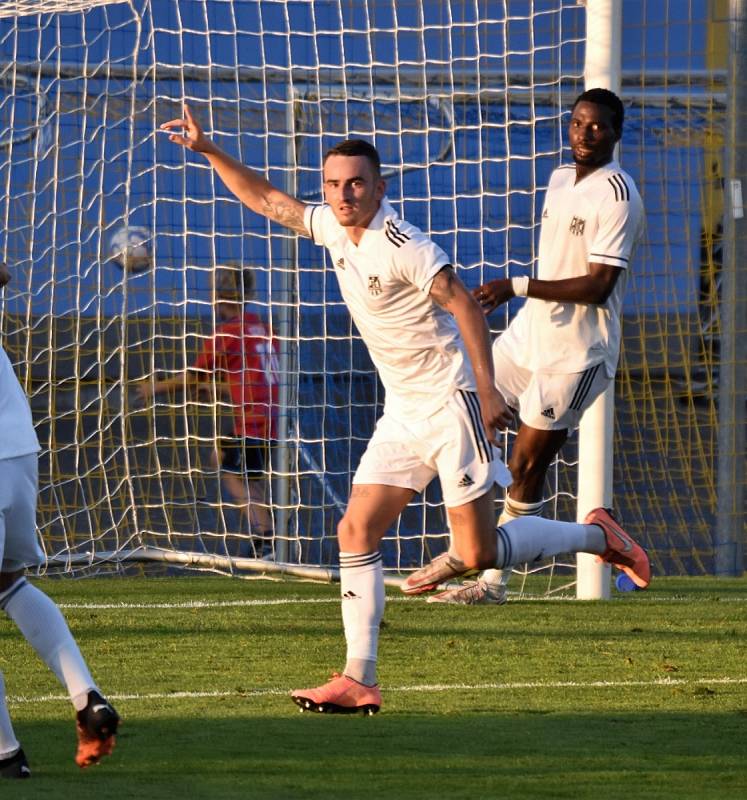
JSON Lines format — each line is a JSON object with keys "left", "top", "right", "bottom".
{"left": 375, "top": 177, "right": 386, "bottom": 200}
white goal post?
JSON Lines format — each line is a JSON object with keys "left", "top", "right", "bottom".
{"left": 575, "top": 0, "right": 621, "bottom": 600}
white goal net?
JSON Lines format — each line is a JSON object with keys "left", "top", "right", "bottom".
{"left": 0, "top": 0, "right": 730, "bottom": 582}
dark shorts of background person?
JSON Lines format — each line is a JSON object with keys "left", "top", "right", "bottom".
{"left": 219, "top": 437, "right": 270, "bottom": 479}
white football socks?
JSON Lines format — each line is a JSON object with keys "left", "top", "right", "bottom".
{"left": 0, "top": 579, "right": 96, "bottom": 711}
{"left": 481, "top": 497, "right": 545, "bottom": 589}
{"left": 339, "top": 551, "right": 384, "bottom": 687}
{"left": 496, "top": 516, "right": 605, "bottom": 568}
{"left": 0, "top": 672, "right": 20, "bottom": 759}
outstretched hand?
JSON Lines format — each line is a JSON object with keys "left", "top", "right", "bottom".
{"left": 133, "top": 381, "right": 152, "bottom": 405}
{"left": 160, "top": 103, "right": 215, "bottom": 154}
{"left": 473, "top": 279, "right": 513, "bottom": 314}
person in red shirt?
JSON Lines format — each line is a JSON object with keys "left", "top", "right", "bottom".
{"left": 137, "top": 266, "right": 278, "bottom": 557}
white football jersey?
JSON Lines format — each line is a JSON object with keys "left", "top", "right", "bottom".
{"left": 500, "top": 160, "right": 644, "bottom": 376}
{"left": 0, "top": 345, "right": 40, "bottom": 460}
{"left": 304, "top": 199, "right": 476, "bottom": 423}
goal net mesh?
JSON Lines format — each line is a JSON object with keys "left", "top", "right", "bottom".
{"left": 0, "top": 0, "right": 731, "bottom": 580}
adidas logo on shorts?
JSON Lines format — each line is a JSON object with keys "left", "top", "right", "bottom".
{"left": 457, "top": 474, "right": 475, "bottom": 488}
{"left": 541, "top": 407, "right": 555, "bottom": 419}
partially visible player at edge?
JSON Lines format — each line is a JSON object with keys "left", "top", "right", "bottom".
{"left": 405, "top": 88, "right": 646, "bottom": 605}
{"left": 0, "top": 262, "right": 119, "bottom": 779}
{"left": 162, "top": 103, "right": 649, "bottom": 715}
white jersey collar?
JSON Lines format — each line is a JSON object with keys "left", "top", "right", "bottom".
{"left": 355, "top": 197, "right": 395, "bottom": 252}
{"left": 572, "top": 158, "right": 621, "bottom": 186}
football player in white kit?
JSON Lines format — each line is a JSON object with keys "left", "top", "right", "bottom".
{"left": 405, "top": 88, "right": 645, "bottom": 605}
{"left": 0, "top": 263, "right": 119, "bottom": 778}
{"left": 162, "top": 103, "right": 649, "bottom": 714}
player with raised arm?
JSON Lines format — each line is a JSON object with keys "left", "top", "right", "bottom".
{"left": 404, "top": 88, "right": 646, "bottom": 605}
{"left": 162, "top": 103, "right": 649, "bottom": 714}
{"left": 0, "top": 262, "right": 119, "bottom": 778}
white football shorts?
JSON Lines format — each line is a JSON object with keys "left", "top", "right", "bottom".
{"left": 353, "top": 389, "right": 512, "bottom": 508}
{"left": 492, "top": 336, "right": 611, "bottom": 431}
{"left": 0, "top": 453, "right": 44, "bottom": 570}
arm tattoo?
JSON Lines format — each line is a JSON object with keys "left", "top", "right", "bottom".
{"left": 429, "top": 265, "right": 458, "bottom": 308}
{"left": 261, "top": 198, "right": 309, "bottom": 237}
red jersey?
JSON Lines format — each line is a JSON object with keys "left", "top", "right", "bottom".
{"left": 193, "top": 312, "right": 278, "bottom": 439}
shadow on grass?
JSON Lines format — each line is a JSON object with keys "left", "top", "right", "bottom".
{"left": 12, "top": 709, "right": 747, "bottom": 800}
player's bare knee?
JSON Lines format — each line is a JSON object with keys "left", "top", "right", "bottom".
{"left": 510, "top": 427, "right": 567, "bottom": 484}
{"left": 509, "top": 448, "right": 542, "bottom": 479}
{"left": 336, "top": 515, "right": 370, "bottom": 552}
{"left": 508, "top": 455, "right": 552, "bottom": 499}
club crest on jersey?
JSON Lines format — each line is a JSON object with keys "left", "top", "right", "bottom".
{"left": 368, "top": 275, "right": 382, "bottom": 296}
{"left": 569, "top": 216, "right": 586, "bottom": 236}
{"left": 336, "top": 257, "right": 345, "bottom": 269}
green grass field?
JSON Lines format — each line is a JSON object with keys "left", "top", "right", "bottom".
{"left": 1, "top": 575, "right": 746, "bottom": 799}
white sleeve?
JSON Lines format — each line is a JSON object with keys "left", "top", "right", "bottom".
{"left": 589, "top": 186, "right": 644, "bottom": 269}
{"left": 303, "top": 204, "right": 336, "bottom": 247}
{"left": 394, "top": 231, "right": 451, "bottom": 292}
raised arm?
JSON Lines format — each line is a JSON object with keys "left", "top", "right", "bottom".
{"left": 161, "top": 104, "right": 309, "bottom": 236}
{"left": 429, "top": 266, "right": 513, "bottom": 442}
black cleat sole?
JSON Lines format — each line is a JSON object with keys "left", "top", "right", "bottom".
{"left": 292, "top": 695, "right": 379, "bottom": 716}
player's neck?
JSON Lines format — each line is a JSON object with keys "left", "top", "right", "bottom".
{"left": 345, "top": 227, "right": 366, "bottom": 246}
{"left": 343, "top": 204, "right": 381, "bottom": 246}
{"left": 574, "top": 156, "right": 614, "bottom": 184}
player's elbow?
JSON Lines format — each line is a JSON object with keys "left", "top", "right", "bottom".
{"left": 588, "top": 288, "right": 611, "bottom": 305}
{"left": 592, "top": 277, "right": 618, "bottom": 304}
{"left": 586, "top": 266, "right": 622, "bottom": 305}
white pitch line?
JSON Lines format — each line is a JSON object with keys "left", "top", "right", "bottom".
{"left": 54, "top": 594, "right": 747, "bottom": 610}
{"left": 57, "top": 598, "right": 346, "bottom": 610}
{"left": 8, "top": 676, "right": 747, "bottom": 706}
{"left": 55, "top": 596, "right": 437, "bottom": 610}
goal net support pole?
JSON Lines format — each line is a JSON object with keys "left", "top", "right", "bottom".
{"left": 576, "top": 0, "right": 622, "bottom": 600}
{"left": 716, "top": 0, "right": 746, "bottom": 576}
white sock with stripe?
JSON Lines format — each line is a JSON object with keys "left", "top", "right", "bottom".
{"left": 495, "top": 517, "right": 605, "bottom": 568}
{"left": 0, "top": 579, "right": 96, "bottom": 711}
{"left": 339, "top": 551, "right": 384, "bottom": 687}
{"left": 482, "top": 497, "right": 545, "bottom": 590}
